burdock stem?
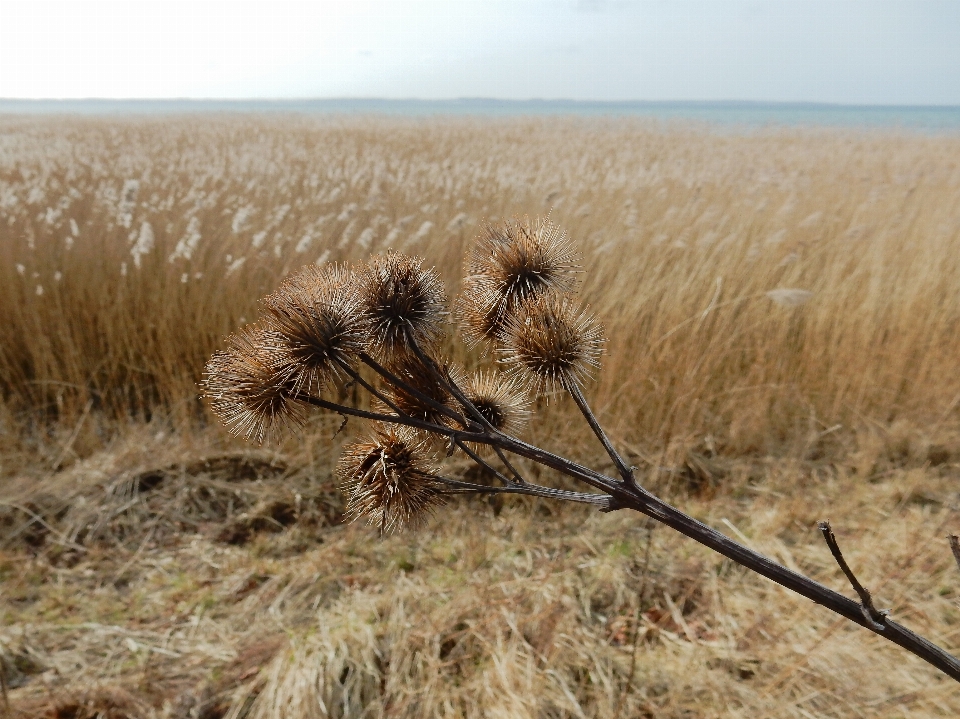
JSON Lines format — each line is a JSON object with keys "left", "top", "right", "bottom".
{"left": 333, "top": 357, "right": 404, "bottom": 416}
{"left": 292, "top": 392, "right": 620, "bottom": 495}
{"left": 818, "top": 520, "right": 887, "bottom": 630}
{"left": 402, "top": 324, "right": 527, "bottom": 485}
{"left": 291, "top": 391, "right": 960, "bottom": 682}
{"left": 426, "top": 472, "right": 607, "bottom": 505}
{"left": 341, "top": 353, "right": 521, "bottom": 488}
{"left": 567, "top": 382, "right": 638, "bottom": 489}
{"left": 358, "top": 351, "right": 471, "bottom": 428}
{"left": 453, "top": 436, "right": 520, "bottom": 486}
{"left": 949, "top": 535, "right": 960, "bottom": 576}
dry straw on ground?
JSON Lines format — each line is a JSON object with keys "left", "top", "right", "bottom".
{"left": 2, "top": 116, "right": 960, "bottom": 717}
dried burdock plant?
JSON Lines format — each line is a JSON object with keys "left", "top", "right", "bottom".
{"left": 499, "top": 292, "right": 605, "bottom": 394}
{"left": 261, "top": 263, "right": 367, "bottom": 394}
{"left": 462, "top": 370, "right": 530, "bottom": 436}
{"left": 359, "top": 250, "right": 447, "bottom": 360}
{"left": 457, "top": 216, "right": 580, "bottom": 347}
{"left": 203, "top": 216, "right": 960, "bottom": 686}
{"left": 455, "top": 275, "right": 506, "bottom": 348}
{"left": 468, "top": 217, "right": 580, "bottom": 303}
{"left": 337, "top": 424, "right": 443, "bottom": 533}
{"left": 202, "top": 323, "right": 305, "bottom": 443}
{"left": 375, "top": 354, "right": 469, "bottom": 429}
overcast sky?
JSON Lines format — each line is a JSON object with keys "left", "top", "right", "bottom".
{"left": 1, "top": 0, "right": 958, "bottom": 104}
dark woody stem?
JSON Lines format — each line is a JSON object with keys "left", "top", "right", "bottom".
{"left": 356, "top": 348, "right": 523, "bottom": 488}
{"left": 295, "top": 392, "right": 453, "bottom": 434}
{"left": 332, "top": 360, "right": 520, "bottom": 492}
{"left": 818, "top": 520, "right": 888, "bottom": 631}
{"left": 402, "top": 324, "right": 527, "bottom": 485}
{"left": 567, "top": 381, "right": 638, "bottom": 489}
{"left": 453, "top": 436, "right": 521, "bottom": 487}
{"left": 357, "top": 351, "right": 471, "bottom": 428}
{"left": 425, "top": 472, "right": 607, "bottom": 505}
{"left": 333, "top": 357, "right": 404, "bottom": 416}
{"left": 293, "top": 390, "right": 960, "bottom": 683}
{"left": 949, "top": 535, "right": 960, "bottom": 576}
{"left": 482, "top": 439, "right": 525, "bottom": 485}
{"left": 292, "top": 391, "right": 620, "bottom": 495}
{"left": 336, "top": 354, "right": 523, "bottom": 490}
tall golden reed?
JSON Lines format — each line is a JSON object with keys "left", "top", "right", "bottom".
{"left": 2, "top": 115, "right": 960, "bottom": 464}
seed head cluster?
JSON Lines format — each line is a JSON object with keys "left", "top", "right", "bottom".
{"left": 337, "top": 424, "right": 442, "bottom": 532}
{"left": 378, "top": 355, "right": 468, "bottom": 428}
{"left": 202, "top": 323, "right": 304, "bottom": 443}
{"left": 360, "top": 251, "right": 448, "bottom": 360}
{"left": 261, "top": 263, "right": 367, "bottom": 394}
{"left": 202, "top": 217, "right": 604, "bottom": 532}
{"left": 499, "top": 293, "right": 605, "bottom": 393}
{"left": 203, "top": 252, "right": 450, "bottom": 444}
{"left": 457, "top": 217, "right": 579, "bottom": 346}
{"left": 463, "top": 371, "right": 530, "bottom": 435}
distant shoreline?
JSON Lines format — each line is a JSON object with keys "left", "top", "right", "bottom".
{"left": 3, "top": 98, "right": 960, "bottom": 129}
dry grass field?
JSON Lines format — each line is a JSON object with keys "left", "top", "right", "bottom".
{"left": 2, "top": 115, "right": 960, "bottom": 717}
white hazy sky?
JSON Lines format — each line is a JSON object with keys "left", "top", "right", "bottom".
{"left": 1, "top": 0, "right": 958, "bottom": 104}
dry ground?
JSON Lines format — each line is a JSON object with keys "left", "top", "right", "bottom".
{"left": 2, "top": 116, "right": 960, "bottom": 717}
{"left": 3, "top": 426, "right": 959, "bottom": 718}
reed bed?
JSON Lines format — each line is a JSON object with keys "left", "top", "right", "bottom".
{"left": 3, "top": 116, "right": 960, "bottom": 463}
{"left": 3, "top": 116, "right": 960, "bottom": 717}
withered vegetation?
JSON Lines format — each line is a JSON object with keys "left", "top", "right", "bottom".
{"left": 2, "top": 116, "right": 960, "bottom": 717}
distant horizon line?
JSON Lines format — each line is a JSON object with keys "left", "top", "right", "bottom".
{"left": 3, "top": 97, "right": 960, "bottom": 110}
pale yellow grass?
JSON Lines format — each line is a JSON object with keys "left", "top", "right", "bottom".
{"left": 2, "top": 116, "right": 960, "bottom": 717}
{"left": 2, "top": 427, "right": 959, "bottom": 717}
{"left": 2, "top": 116, "right": 960, "bottom": 463}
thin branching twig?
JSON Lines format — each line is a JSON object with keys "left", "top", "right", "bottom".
{"left": 949, "top": 535, "right": 960, "bottom": 577}
{"left": 818, "top": 520, "right": 888, "bottom": 630}
{"left": 567, "top": 382, "right": 638, "bottom": 489}
{"left": 403, "top": 324, "right": 527, "bottom": 484}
